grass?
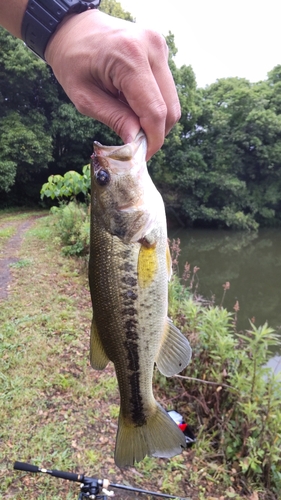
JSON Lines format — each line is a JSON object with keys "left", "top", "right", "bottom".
{"left": 0, "top": 226, "right": 17, "bottom": 250}
{"left": 1, "top": 211, "right": 279, "bottom": 500}
{"left": 0, "top": 214, "right": 112, "bottom": 499}
{"left": 0, "top": 209, "right": 47, "bottom": 251}
{"left": 0, "top": 213, "right": 196, "bottom": 500}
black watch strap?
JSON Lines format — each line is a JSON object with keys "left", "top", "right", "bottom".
{"left": 21, "top": 0, "right": 101, "bottom": 61}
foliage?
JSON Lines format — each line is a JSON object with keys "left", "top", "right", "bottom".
{"left": 1, "top": 0, "right": 281, "bottom": 228}
{"left": 50, "top": 202, "right": 90, "bottom": 256}
{"left": 41, "top": 165, "right": 90, "bottom": 202}
{"left": 0, "top": 0, "right": 123, "bottom": 205}
{"left": 0, "top": 29, "right": 54, "bottom": 200}
{"left": 149, "top": 67, "right": 281, "bottom": 229}
{"left": 167, "top": 253, "right": 281, "bottom": 495}
{"left": 100, "top": 0, "right": 134, "bottom": 20}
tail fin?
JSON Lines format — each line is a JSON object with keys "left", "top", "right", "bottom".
{"left": 114, "top": 403, "right": 186, "bottom": 467}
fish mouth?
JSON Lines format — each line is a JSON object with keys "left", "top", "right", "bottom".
{"left": 93, "top": 131, "right": 146, "bottom": 167}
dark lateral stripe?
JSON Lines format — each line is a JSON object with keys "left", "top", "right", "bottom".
{"left": 129, "top": 372, "right": 146, "bottom": 426}
{"left": 121, "top": 275, "right": 138, "bottom": 287}
{"left": 121, "top": 267, "right": 147, "bottom": 427}
{"left": 123, "top": 338, "right": 146, "bottom": 426}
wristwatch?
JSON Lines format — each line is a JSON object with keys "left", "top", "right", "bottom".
{"left": 22, "top": 0, "right": 102, "bottom": 60}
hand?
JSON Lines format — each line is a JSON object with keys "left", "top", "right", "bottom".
{"left": 45, "top": 9, "right": 181, "bottom": 160}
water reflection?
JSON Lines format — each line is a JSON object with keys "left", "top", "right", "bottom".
{"left": 169, "top": 228, "right": 281, "bottom": 337}
{"left": 265, "top": 355, "right": 281, "bottom": 375}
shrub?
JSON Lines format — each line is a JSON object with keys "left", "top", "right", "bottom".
{"left": 168, "top": 273, "right": 281, "bottom": 494}
{"left": 165, "top": 238, "right": 281, "bottom": 494}
{"left": 41, "top": 165, "right": 90, "bottom": 202}
{"left": 50, "top": 202, "right": 90, "bottom": 256}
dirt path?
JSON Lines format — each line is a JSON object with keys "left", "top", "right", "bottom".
{"left": 0, "top": 216, "right": 43, "bottom": 300}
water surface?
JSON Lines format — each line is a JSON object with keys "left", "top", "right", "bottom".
{"left": 169, "top": 227, "right": 281, "bottom": 338}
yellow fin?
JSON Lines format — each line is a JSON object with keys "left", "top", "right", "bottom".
{"left": 166, "top": 242, "right": 172, "bottom": 281}
{"left": 90, "top": 318, "right": 110, "bottom": 370}
{"left": 155, "top": 317, "right": 192, "bottom": 377}
{"left": 137, "top": 244, "right": 158, "bottom": 288}
{"left": 114, "top": 402, "right": 186, "bottom": 467}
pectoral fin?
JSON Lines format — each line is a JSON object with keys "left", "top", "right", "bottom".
{"left": 155, "top": 317, "right": 192, "bottom": 377}
{"left": 90, "top": 318, "right": 110, "bottom": 370}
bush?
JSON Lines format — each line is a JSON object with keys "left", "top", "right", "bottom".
{"left": 41, "top": 165, "right": 90, "bottom": 202}
{"left": 165, "top": 238, "right": 281, "bottom": 494}
{"left": 168, "top": 274, "right": 281, "bottom": 495}
{"left": 50, "top": 202, "right": 90, "bottom": 256}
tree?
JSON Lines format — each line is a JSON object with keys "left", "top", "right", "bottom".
{"left": 1, "top": 3, "right": 281, "bottom": 229}
{"left": 0, "top": 29, "right": 54, "bottom": 198}
{"left": 100, "top": 0, "right": 134, "bottom": 20}
{"left": 156, "top": 72, "right": 281, "bottom": 229}
{"left": 0, "top": 0, "right": 130, "bottom": 205}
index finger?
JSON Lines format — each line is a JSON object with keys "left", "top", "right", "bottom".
{"left": 111, "top": 34, "right": 180, "bottom": 159}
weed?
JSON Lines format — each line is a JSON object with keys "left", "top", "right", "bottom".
{"left": 108, "top": 405, "right": 119, "bottom": 419}
{"left": 170, "top": 294, "right": 281, "bottom": 494}
{"left": 9, "top": 258, "right": 32, "bottom": 268}
{"left": 50, "top": 202, "right": 90, "bottom": 256}
{"left": 0, "top": 226, "right": 16, "bottom": 239}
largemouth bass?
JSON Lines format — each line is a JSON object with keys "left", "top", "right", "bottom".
{"left": 89, "top": 131, "right": 192, "bottom": 467}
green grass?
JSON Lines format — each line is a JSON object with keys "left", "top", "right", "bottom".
{"left": 0, "top": 215, "right": 115, "bottom": 499}
{"left": 1, "top": 211, "right": 279, "bottom": 500}
{"left": 0, "top": 208, "right": 47, "bottom": 220}
{"left": 1, "top": 213, "right": 193, "bottom": 500}
{"left": 0, "top": 226, "right": 17, "bottom": 249}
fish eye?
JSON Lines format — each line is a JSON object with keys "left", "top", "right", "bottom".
{"left": 96, "top": 169, "right": 110, "bottom": 186}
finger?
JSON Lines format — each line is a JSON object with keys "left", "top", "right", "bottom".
{"left": 150, "top": 57, "right": 181, "bottom": 136}
{"left": 112, "top": 68, "right": 168, "bottom": 159}
{"left": 68, "top": 83, "right": 141, "bottom": 145}
{"left": 110, "top": 39, "right": 180, "bottom": 159}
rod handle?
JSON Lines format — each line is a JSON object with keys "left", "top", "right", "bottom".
{"left": 14, "top": 462, "right": 39, "bottom": 473}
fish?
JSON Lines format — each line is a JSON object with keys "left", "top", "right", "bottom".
{"left": 89, "top": 131, "right": 192, "bottom": 467}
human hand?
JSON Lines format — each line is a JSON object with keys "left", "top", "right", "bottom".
{"left": 45, "top": 9, "right": 180, "bottom": 160}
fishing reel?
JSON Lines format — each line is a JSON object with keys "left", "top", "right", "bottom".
{"left": 13, "top": 461, "right": 190, "bottom": 500}
{"left": 168, "top": 411, "right": 196, "bottom": 447}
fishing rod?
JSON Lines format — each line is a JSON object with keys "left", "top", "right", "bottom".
{"left": 14, "top": 461, "right": 191, "bottom": 500}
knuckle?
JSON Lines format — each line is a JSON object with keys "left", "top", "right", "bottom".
{"left": 106, "top": 109, "right": 128, "bottom": 138}
{"left": 146, "top": 29, "right": 169, "bottom": 57}
{"left": 73, "top": 95, "right": 89, "bottom": 116}
{"left": 166, "top": 98, "right": 181, "bottom": 132}
{"left": 148, "top": 100, "right": 168, "bottom": 124}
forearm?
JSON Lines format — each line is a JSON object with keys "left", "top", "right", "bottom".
{"left": 0, "top": 0, "right": 28, "bottom": 38}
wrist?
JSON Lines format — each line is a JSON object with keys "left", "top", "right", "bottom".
{"left": 44, "top": 11, "right": 85, "bottom": 66}
{"left": 0, "top": 0, "right": 29, "bottom": 39}
{"left": 21, "top": 0, "right": 101, "bottom": 60}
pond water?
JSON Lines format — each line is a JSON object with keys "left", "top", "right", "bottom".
{"left": 168, "top": 228, "right": 281, "bottom": 344}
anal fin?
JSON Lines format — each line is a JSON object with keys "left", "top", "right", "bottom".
{"left": 155, "top": 317, "right": 192, "bottom": 377}
{"left": 90, "top": 318, "right": 110, "bottom": 370}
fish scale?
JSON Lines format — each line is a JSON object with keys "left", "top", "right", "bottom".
{"left": 90, "top": 221, "right": 156, "bottom": 423}
{"left": 89, "top": 131, "right": 192, "bottom": 467}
